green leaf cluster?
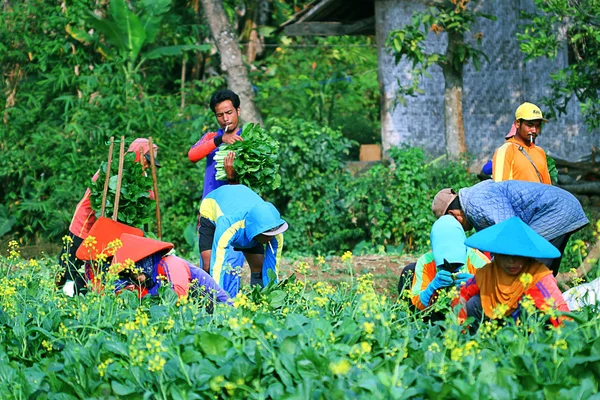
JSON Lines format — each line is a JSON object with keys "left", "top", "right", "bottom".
{"left": 214, "top": 123, "right": 282, "bottom": 194}
{"left": 89, "top": 151, "right": 155, "bottom": 227}
{"left": 1, "top": 250, "right": 600, "bottom": 398}
{"left": 517, "top": 0, "right": 600, "bottom": 129}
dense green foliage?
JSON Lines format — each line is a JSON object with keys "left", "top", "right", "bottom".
{"left": 518, "top": 0, "right": 600, "bottom": 129}
{"left": 1, "top": 246, "right": 600, "bottom": 398}
{"left": 89, "top": 152, "right": 155, "bottom": 227}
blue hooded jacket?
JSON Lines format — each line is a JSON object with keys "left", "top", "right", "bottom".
{"left": 202, "top": 185, "right": 286, "bottom": 296}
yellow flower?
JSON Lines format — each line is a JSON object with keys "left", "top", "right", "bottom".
{"left": 313, "top": 296, "right": 328, "bottom": 307}
{"left": 519, "top": 273, "right": 533, "bottom": 287}
{"left": 42, "top": 340, "right": 53, "bottom": 352}
{"left": 97, "top": 358, "right": 113, "bottom": 378}
{"left": 148, "top": 354, "right": 166, "bottom": 372}
{"left": 296, "top": 261, "right": 309, "bottom": 275}
{"left": 329, "top": 359, "right": 351, "bottom": 375}
{"left": 360, "top": 341, "right": 372, "bottom": 353}
{"left": 492, "top": 303, "right": 509, "bottom": 319}
{"left": 341, "top": 251, "right": 353, "bottom": 263}
{"left": 316, "top": 255, "right": 326, "bottom": 265}
{"left": 363, "top": 321, "right": 375, "bottom": 335}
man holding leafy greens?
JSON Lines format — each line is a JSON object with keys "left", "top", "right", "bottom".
{"left": 188, "top": 89, "right": 243, "bottom": 197}
{"left": 188, "top": 89, "right": 246, "bottom": 280}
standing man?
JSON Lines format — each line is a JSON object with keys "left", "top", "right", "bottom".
{"left": 188, "top": 89, "right": 243, "bottom": 197}
{"left": 432, "top": 180, "right": 589, "bottom": 276}
{"left": 188, "top": 89, "right": 246, "bottom": 274}
{"left": 492, "top": 102, "right": 551, "bottom": 184}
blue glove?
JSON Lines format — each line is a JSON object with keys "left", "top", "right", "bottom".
{"left": 454, "top": 272, "right": 474, "bottom": 287}
{"left": 419, "top": 270, "right": 454, "bottom": 306}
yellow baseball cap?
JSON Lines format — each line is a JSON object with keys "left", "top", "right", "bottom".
{"left": 515, "top": 102, "right": 548, "bottom": 122}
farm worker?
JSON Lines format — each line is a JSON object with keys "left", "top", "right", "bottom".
{"left": 111, "top": 233, "right": 230, "bottom": 304}
{"left": 492, "top": 102, "right": 551, "bottom": 184}
{"left": 58, "top": 138, "right": 160, "bottom": 295}
{"left": 454, "top": 217, "right": 569, "bottom": 331}
{"left": 562, "top": 277, "right": 600, "bottom": 311}
{"left": 198, "top": 184, "right": 288, "bottom": 297}
{"left": 405, "top": 215, "right": 489, "bottom": 318}
{"left": 187, "top": 89, "right": 246, "bottom": 278}
{"left": 431, "top": 180, "right": 589, "bottom": 276}
{"left": 188, "top": 89, "right": 243, "bottom": 197}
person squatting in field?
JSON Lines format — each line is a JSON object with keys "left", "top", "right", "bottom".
{"left": 398, "top": 215, "right": 489, "bottom": 321}
{"left": 454, "top": 217, "right": 569, "bottom": 332}
{"left": 432, "top": 180, "right": 589, "bottom": 276}
{"left": 198, "top": 184, "right": 288, "bottom": 297}
{"left": 57, "top": 138, "right": 160, "bottom": 295}
{"left": 75, "top": 218, "right": 230, "bottom": 305}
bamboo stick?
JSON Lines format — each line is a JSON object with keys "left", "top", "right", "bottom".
{"left": 112, "top": 136, "right": 126, "bottom": 221}
{"left": 100, "top": 136, "right": 114, "bottom": 218}
{"left": 148, "top": 137, "right": 162, "bottom": 239}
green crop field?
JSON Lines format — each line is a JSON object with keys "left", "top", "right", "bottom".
{"left": 1, "top": 240, "right": 600, "bottom": 399}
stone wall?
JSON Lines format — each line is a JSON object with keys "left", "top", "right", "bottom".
{"left": 375, "top": 0, "right": 598, "bottom": 164}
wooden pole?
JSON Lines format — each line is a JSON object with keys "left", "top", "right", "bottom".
{"left": 100, "top": 136, "right": 114, "bottom": 218}
{"left": 148, "top": 136, "right": 162, "bottom": 239}
{"left": 112, "top": 136, "right": 126, "bottom": 221}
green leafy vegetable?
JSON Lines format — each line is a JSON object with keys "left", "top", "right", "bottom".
{"left": 214, "top": 123, "right": 281, "bottom": 193}
{"left": 90, "top": 152, "right": 154, "bottom": 227}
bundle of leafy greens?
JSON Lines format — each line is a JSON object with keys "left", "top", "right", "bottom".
{"left": 90, "top": 152, "right": 154, "bottom": 227}
{"left": 214, "top": 123, "right": 281, "bottom": 193}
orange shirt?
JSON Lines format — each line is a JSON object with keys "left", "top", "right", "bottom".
{"left": 492, "top": 138, "right": 551, "bottom": 184}
{"left": 411, "top": 248, "right": 490, "bottom": 310}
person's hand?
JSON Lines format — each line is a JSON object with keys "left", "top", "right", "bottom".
{"left": 224, "top": 151, "right": 237, "bottom": 181}
{"left": 420, "top": 270, "right": 454, "bottom": 307}
{"left": 453, "top": 273, "right": 473, "bottom": 287}
{"left": 222, "top": 133, "right": 243, "bottom": 145}
{"left": 430, "top": 269, "right": 454, "bottom": 290}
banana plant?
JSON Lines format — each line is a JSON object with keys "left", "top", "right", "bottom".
{"left": 66, "top": 0, "right": 209, "bottom": 81}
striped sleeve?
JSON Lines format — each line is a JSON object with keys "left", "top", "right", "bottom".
{"left": 466, "top": 248, "right": 490, "bottom": 273}
{"left": 411, "top": 254, "right": 437, "bottom": 310}
{"left": 527, "top": 274, "right": 570, "bottom": 327}
{"left": 188, "top": 132, "right": 219, "bottom": 162}
{"left": 210, "top": 219, "right": 244, "bottom": 287}
{"left": 492, "top": 143, "right": 515, "bottom": 182}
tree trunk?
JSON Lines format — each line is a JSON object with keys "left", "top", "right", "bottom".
{"left": 199, "top": 0, "right": 263, "bottom": 125}
{"left": 441, "top": 30, "right": 467, "bottom": 159}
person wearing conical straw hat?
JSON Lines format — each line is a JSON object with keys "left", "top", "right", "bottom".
{"left": 454, "top": 217, "right": 569, "bottom": 332}
{"left": 58, "top": 138, "right": 161, "bottom": 295}
{"left": 68, "top": 218, "right": 230, "bottom": 305}
{"left": 111, "top": 234, "right": 230, "bottom": 305}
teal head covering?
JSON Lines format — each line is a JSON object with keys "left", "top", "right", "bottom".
{"left": 431, "top": 215, "right": 467, "bottom": 267}
{"left": 464, "top": 217, "right": 560, "bottom": 259}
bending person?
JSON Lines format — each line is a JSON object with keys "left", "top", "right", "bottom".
{"left": 432, "top": 180, "right": 589, "bottom": 275}
{"left": 199, "top": 184, "right": 288, "bottom": 297}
